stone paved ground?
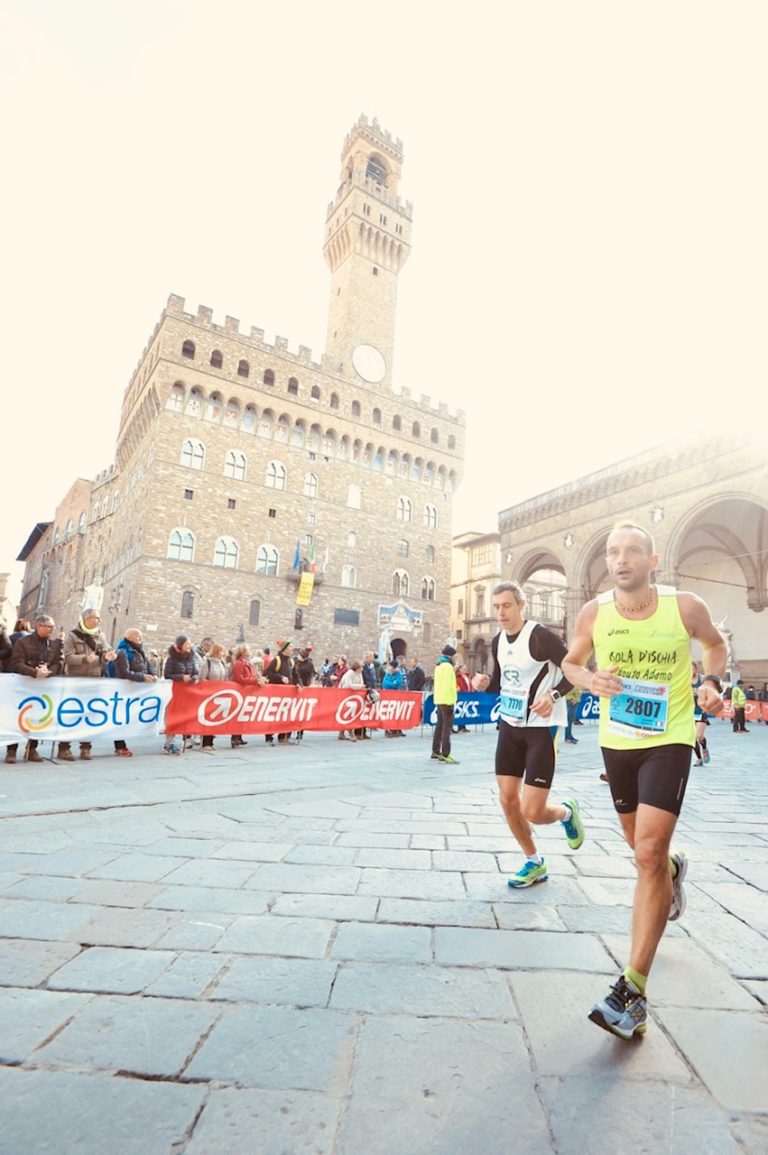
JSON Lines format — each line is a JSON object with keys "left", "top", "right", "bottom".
{"left": 0, "top": 719, "right": 766, "bottom": 1154}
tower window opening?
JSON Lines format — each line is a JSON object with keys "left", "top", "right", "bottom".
{"left": 372, "top": 266, "right": 378, "bottom": 276}
{"left": 366, "top": 157, "right": 387, "bottom": 185}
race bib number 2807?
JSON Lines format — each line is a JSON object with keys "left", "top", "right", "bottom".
{"left": 608, "top": 678, "right": 669, "bottom": 739}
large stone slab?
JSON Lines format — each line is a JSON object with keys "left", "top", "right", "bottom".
{"left": 337, "top": 1016, "right": 551, "bottom": 1155}
{"left": 159, "top": 859, "right": 258, "bottom": 888}
{"left": 0, "top": 898, "right": 104, "bottom": 942}
{"left": 0, "top": 987, "right": 90, "bottom": 1062}
{"left": 655, "top": 1007, "right": 768, "bottom": 1111}
{"left": 330, "top": 962, "right": 516, "bottom": 1019}
{"left": 435, "top": 926, "right": 613, "bottom": 971}
{"left": 76, "top": 905, "right": 181, "bottom": 948}
{"left": 185, "top": 1087, "right": 340, "bottom": 1155}
{"left": 538, "top": 1075, "right": 743, "bottom": 1155}
{"left": 353, "top": 848, "right": 432, "bottom": 870}
{"left": 685, "top": 910, "right": 768, "bottom": 978}
{"left": 144, "top": 951, "right": 231, "bottom": 998}
{"left": 209, "top": 956, "right": 337, "bottom": 1008}
{"left": 245, "top": 862, "right": 361, "bottom": 894}
{"left": 0, "top": 938, "right": 81, "bottom": 987}
{"left": 377, "top": 897, "right": 496, "bottom": 929}
{"left": 432, "top": 850, "right": 501, "bottom": 872}
{"left": 357, "top": 867, "right": 466, "bottom": 900}
{"left": 148, "top": 885, "right": 271, "bottom": 915}
{"left": 33, "top": 994, "right": 219, "bottom": 1076}
{"left": 282, "top": 844, "right": 358, "bottom": 865}
{"left": 0, "top": 1066, "right": 205, "bottom": 1155}
{"left": 493, "top": 903, "right": 567, "bottom": 932}
{"left": 270, "top": 892, "right": 379, "bottom": 922}
{"left": 512, "top": 970, "right": 693, "bottom": 1080}
{"left": 46, "top": 946, "right": 175, "bottom": 994}
{"left": 213, "top": 914, "right": 335, "bottom": 957}
{"left": 185, "top": 1005, "right": 357, "bottom": 1089}
{"left": 85, "top": 852, "right": 188, "bottom": 882}
{"left": 331, "top": 921, "right": 432, "bottom": 963}
{"left": 463, "top": 872, "right": 590, "bottom": 903}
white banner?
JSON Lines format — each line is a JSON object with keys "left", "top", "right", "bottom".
{"left": 0, "top": 675, "right": 172, "bottom": 745}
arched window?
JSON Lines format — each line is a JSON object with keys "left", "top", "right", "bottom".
{"left": 421, "top": 577, "right": 436, "bottom": 601}
{"left": 412, "top": 421, "right": 421, "bottom": 437}
{"left": 424, "top": 503, "right": 438, "bottom": 530}
{"left": 77, "top": 512, "right": 86, "bottom": 535}
{"left": 182, "top": 339, "right": 195, "bottom": 359}
{"left": 210, "top": 349, "right": 223, "bottom": 369}
{"left": 259, "top": 411, "right": 274, "bottom": 438}
{"left": 448, "top": 434, "right": 456, "bottom": 450}
{"left": 213, "top": 536, "right": 239, "bottom": 568}
{"left": 224, "top": 399, "right": 240, "bottom": 429}
{"left": 168, "top": 382, "right": 185, "bottom": 411}
{"left": 64, "top": 519, "right": 73, "bottom": 540}
{"left": 396, "top": 496, "right": 412, "bottom": 523}
{"left": 341, "top": 565, "right": 357, "bottom": 589}
{"left": 256, "top": 545, "right": 279, "bottom": 575}
{"left": 266, "top": 460, "right": 287, "bottom": 490}
{"left": 181, "top": 591, "right": 194, "bottom": 619}
{"left": 347, "top": 484, "right": 361, "bottom": 509}
{"left": 310, "top": 384, "right": 321, "bottom": 400}
{"left": 372, "top": 448, "right": 383, "bottom": 471}
{"left": 397, "top": 539, "right": 409, "bottom": 558}
{"left": 330, "top": 392, "right": 339, "bottom": 410}
{"left": 425, "top": 544, "right": 435, "bottom": 564}
{"left": 275, "top": 415, "right": 290, "bottom": 442}
{"left": 430, "top": 428, "right": 439, "bottom": 445}
{"left": 224, "top": 450, "right": 246, "bottom": 481}
{"left": 347, "top": 530, "right": 357, "bottom": 548}
{"left": 303, "top": 473, "right": 318, "bottom": 498}
{"left": 291, "top": 421, "right": 306, "bottom": 447}
{"left": 37, "top": 569, "right": 49, "bottom": 609}
{"left": 264, "top": 368, "right": 275, "bottom": 386}
{"left": 392, "top": 569, "right": 410, "bottom": 597}
{"left": 393, "top": 414, "right": 402, "bottom": 431}
{"left": 180, "top": 439, "right": 205, "bottom": 470}
{"left": 351, "top": 400, "right": 361, "bottom": 417}
{"left": 249, "top": 599, "right": 260, "bottom": 626}
{"left": 287, "top": 377, "right": 299, "bottom": 395}
{"left": 242, "top": 404, "right": 257, "bottom": 430}
{"left": 238, "top": 359, "right": 250, "bottom": 378}
{"left": 386, "top": 450, "right": 397, "bottom": 475}
{"left": 167, "top": 529, "right": 195, "bottom": 562}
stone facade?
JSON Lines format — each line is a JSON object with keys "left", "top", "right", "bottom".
{"left": 17, "top": 117, "right": 465, "bottom": 662}
{"left": 499, "top": 435, "right": 768, "bottom": 682}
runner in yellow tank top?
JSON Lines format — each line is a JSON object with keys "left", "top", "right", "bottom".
{"left": 563, "top": 524, "right": 726, "bottom": 1040}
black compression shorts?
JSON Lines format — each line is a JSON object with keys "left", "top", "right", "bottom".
{"left": 601, "top": 743, "right": 692, "bottom": 816}
{"left": 495, "top": 720, "right": 557, "bottom": 789}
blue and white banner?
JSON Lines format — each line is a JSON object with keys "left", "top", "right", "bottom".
{"left": 422, "top": 691, "right": 601, "bottom": 726}
{"left": 0, "top": 675, "right": 172, "bottom": 744}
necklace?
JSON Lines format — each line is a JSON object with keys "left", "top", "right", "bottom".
{"left": 614, "top": 586, "right": 656, "bottom": 613}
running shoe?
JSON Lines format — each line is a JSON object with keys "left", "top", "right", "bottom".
{"left": 703, "top": 749, "right": 711, "bottom": 765}
{"left": 508, "top": 859, "right": 548, "bottom": 888}
{"left": 589, "top": 975, "right": 647, "bottom": 1040}
{"left": 693, "top": 758, "right": 703, "bottom": 767}
{"left": 430, "top": 753, "right": 445, "bottom": 761}
{"left": 441, "top": 755, "right": 460, "bottom": 764}
{"left": 560, "top": 797, "right": 585, "bottom": 850}
{"left": 668, "top": 850, "right": 688, "bottom": 921}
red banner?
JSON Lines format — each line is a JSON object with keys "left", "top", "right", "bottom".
{"left": 165, "top": 682, "right": 423, "bottom": 736}
{"left": 719, "top": 701, "right": 767, "bottom": 722}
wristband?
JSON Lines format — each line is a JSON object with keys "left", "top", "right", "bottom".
{"left": 549, "top": 689, "right": 561, "bottom": 702}
{"left": 700, "top": 675, "right": 722, "bottom": 693}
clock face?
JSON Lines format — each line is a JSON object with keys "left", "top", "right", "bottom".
{"left": 352, "top": 344, "right": 386, "bottom": 384}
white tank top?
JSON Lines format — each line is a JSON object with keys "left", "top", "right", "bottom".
{"left": 497, "top": 620, "right": 568, "bottom": 728}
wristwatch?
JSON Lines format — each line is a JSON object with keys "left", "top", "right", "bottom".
{"left": 550, "top": 689, "right": 562, "bottom": 702}
{"left": 700, "top": 675, "right": 722, "bottom": 693}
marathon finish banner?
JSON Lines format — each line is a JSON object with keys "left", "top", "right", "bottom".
{"left": 165, "top": 683, "right": 423, "bottom": 735}
{"left": 0, "top": 674, "right": 171, "bottom": 744}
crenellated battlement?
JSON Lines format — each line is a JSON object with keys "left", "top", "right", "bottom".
{"left": 343, "top": 114, "right": 403, "bottom": 162}
{"left": 326, "top": 186, "right": 414, "bottom": 222}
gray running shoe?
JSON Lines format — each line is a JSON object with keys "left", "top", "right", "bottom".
{"left": 668, "top": 850, "right": 688, "bottom": 921}
{"left": 589, "top": 975, "right": 647, "bottom": 1040}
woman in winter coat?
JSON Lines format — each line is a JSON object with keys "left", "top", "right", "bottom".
{"left": 61, "top": 608, "right": 117, "bottom": 761}
{"left": 112, "top": 627, "right": 158, "bottom": 757}
{"left": 163, "top": 635, "right": 198, "bottom": 754}
{"left": 230, "top": 643, "right": 262, "bottom": 749}
{"left": 339, "top": 660, "right": 365, "bottom": 741}
{"left": 199, "top": 642, "right": 230, "bottom": 752}
{"left": 382, "top": 659, "right": 407, "bottom": 738}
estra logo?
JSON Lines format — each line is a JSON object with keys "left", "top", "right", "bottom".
{"left": 18, "top": 693, "right": 54, "bottom": 734}
{"left": 18, "top": 690, "right": 163, "bottom": 732}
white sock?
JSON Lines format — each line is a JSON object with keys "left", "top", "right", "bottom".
{"left": 529, "top": 853, "right": 543, "bottom": 865}
{"left": 561, "top": 804, "right": 572, "bottom": 823}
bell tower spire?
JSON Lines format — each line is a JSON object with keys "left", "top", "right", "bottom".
{"left": 323, "top": 115, "right": 412, "bottom": 387}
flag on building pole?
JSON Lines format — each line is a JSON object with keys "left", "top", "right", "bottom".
{"left": 309, "top": 544, "right": 317, "bottom": 573}
{"left": 292, "top": 540, "right": 301, "bottom": 571}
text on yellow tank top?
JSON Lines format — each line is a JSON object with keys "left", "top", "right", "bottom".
{"left": 594, "top": 586, "right": 695, "bottom": 750}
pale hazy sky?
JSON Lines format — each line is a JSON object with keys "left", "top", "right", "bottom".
{"left": 2, "top": 0, "right": 765, "bottom": 604}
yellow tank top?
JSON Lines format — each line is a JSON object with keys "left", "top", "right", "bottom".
{"left": 594, "top": 586, "right": 695, "bottom": 750}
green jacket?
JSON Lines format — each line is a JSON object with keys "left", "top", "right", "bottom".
{"left": 731, "top": 685, "right": 747, "bottom": 708}
{"left": 433, "top": 657, "right": 457, "bottom": 706}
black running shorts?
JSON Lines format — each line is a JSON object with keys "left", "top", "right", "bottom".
{"left": 600, "top": 743, "right": 693, "bottom": 816}
{"left": 495, "top": 720, "right": 557, "bottom": 789}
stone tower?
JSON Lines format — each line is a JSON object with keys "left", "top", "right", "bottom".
{"left": 323, "top": 115, "right": 412, "bottom": 389}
